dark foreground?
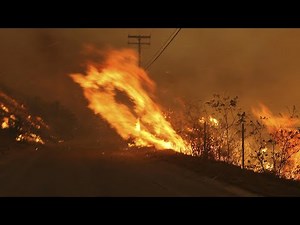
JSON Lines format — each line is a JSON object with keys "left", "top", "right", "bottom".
{"left": 0, "top": 144, "right": 299, "bottom": 196}
{"left": 0, "top": 144, "right": 259, "bottom": 197}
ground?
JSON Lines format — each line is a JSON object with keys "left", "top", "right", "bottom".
{"left": 0, "top": 142, "right": 299, "bottom": 196}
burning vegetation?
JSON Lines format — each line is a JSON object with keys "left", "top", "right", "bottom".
{"left": 0, "top": 90, "right": 47, "bottom": 146}
{"left": 70, "top": 49, "right": 190, "bottom": 154}
{"left": 0, "top": 86, "right": 80, "bottom": 150}
{"left": 250, "top": 104, "right": 300, "bottom": 179}
{"left": 70, "top": 48, "right": 300, "bottom": 181}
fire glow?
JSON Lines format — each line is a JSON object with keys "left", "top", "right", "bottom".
{"left": 252, "top": 104, "right": 300, "bottom": 179}
{"left": 70, "top": 49, "right": 190, "bottom": 153}
{"left": 252, "top": 104, "right": 300, "bottom": 132}
{"left": 69, "top": 48, "right": 300, "bottom": 180}
{"left": 1, "top": 91, "right": 47, "bottom": 145}
{"left": 16, "top": 133, "right": 45, "bottom": 144}
{"left": 1, "top": 117, "right": 9, "bottom": 129}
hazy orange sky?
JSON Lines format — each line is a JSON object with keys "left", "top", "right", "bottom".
{"left": 0, "top": 28, "right": 299, "bottom": 118}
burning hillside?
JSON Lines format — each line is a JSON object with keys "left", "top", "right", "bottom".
{"left": 69, "top": 48, "right": 300, "bottom": 181}
{"left": 0, "top": 89, "right": 48, "bottom": 146}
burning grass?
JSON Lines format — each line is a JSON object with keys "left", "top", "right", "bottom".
{"left": 0, "top": 89, "right": 48, "bottom": 147}
{"left": 70, "top": 48, "right": 300, "bottom": 181}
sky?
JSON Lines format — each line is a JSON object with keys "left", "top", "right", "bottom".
{"left": 0, "top": 28, "right": 300, "bottom": 130}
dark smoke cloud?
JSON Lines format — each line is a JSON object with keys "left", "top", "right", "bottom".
{"left": 0, "top": 28, "right": 299, "bottom": 137}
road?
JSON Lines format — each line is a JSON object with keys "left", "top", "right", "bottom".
{"left": 0, "top": 145, "right": 259, "bottom": 196}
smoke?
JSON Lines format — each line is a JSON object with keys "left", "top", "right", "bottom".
{"left": 147, "top": 29, "right": 300, "bottom": 113}
{"left": 1, "top": 28, "right": 300, "bottom": 141}
{"left": 0, "top": 29, "right": 119, "bottom": 140}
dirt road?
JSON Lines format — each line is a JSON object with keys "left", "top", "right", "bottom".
{"left": 0, "top": 145, "right": 258, "bottom": 196}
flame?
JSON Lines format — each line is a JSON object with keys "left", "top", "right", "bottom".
{"left": 252, "top": 104, "right": 300, "bottom": 178}
{"left": 16, "top": 133, "right": 45, "bottom": 144}
{"left": 10, "top": 114, "right": 16, "bottom": 120}
{"left": 1, "top": 104, "right": 9, "bottom": 113}
{"left": 70, "top": 49, "right": 189, "bottom": 153}
{"left": 1, "top": 90, "right": 49, "bottom": 145}
{"left": 1, "top": 117, "right": 9, "bottom": 129}
{"left": 209, "top": 116, "right": 219, "bottom": 126}
{"left": 135, "top": 118, "right": 141, "bottom": 132}
{"left": 252, "top": 104, "right": 300, "bottom": 131}
{"left": 199, "top": 117, "right": 205, "bottom": 124}
{"left": 199, "top": 116, "right": 219, "bottom": 126}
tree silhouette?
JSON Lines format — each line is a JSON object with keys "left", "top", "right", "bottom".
{"left": 206, "top": 94, "right": 242, "bottom": 164}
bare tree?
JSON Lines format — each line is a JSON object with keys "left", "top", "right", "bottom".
{"left": 168, "top": 99, "right": 222, "bottom": 159}
{"left": 183, "top": 100, "right": 205, "bottom": 156}
{"left": 247, "top": 119, "right": 269, "bottom": 172}
{"left": 268, "top": 128, "right": 300, "bottom": 177}
{"left": 206, "top": 94, "right": 242, "bottom": 164}
{"left": 249, "top": 106, "right": 300, "bottom": 178}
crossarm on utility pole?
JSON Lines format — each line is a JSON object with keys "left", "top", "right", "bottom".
{"left": 128, "top": 35, "right": 151, "bottom": 67}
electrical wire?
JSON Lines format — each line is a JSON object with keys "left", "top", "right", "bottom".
{"left": 144, "top": 28, "right": 181, "bottom": 70}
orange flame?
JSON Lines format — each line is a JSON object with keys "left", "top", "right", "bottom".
{"left": 252, "top": 103, "right": 300, "bottom": 131}
{"left": 70, "top": 49, "right": 189, "bottom": 153}
{"left": 135, "top": 118, "right": 141, "bottom": 132}
{"left": 252, "top": 103, "right": 300, "bottom": 178}
{"left": 199, "top": 116, "right": 219, "bottom": 126}
{"left": 209, "top": 116, "right": 219, "bottom": 126}
{"left": 1, "top": 117, "right": 9, "bottom": 129}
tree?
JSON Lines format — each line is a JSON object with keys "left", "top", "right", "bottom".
{"left": 268, "top": 128, "right": 300, "bottom": 177}
{"left": 206, "top": 94, "right": 242, "bottom": 164}
{"left": 168, "top": 99, "right": 223, "bottom": 160}
{"left": 249, "top": 106, "right": 300, "bottom": 178}
{"left": 181, "top": 100, "right": 205, "bottom": 156}
{"left": 247, "top": 119, "right": 269, "bottom": 172}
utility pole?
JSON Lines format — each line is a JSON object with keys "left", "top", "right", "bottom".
{"left": 203, "top": 121, "right": 207, "bottom": 159}
{"left": 241, "top": 112, "right": 246, "bottom": 169}
{"left": 128, "top": 35, "right": 151, "bottom": 67}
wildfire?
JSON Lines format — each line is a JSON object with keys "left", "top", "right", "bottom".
{"left": 16, "top": 133, "right": 45, "bottom": 144}
{"left": 209, "top": 116, "right": 219, "bottom": 126}
{"left": 199, "top": 116, "right": 219, "bottom": 126}
{"left": 70, "top": 49, "right": 190, "bottom": 153}
{"left": 1, "top": 90, "right": 49, "bottom": 145}
{"left": 252, "top": 104, "right": 300, "bottom": 131}
{"left": 199, "top": 117, "right": 205, "bottom": 124}
{"left": 1, "top": 104, "right": 9, "bottom": 113}
{"left": 1, "top": 117, "right": 9, "bottom": 129}
{"left": 135, "top": 118, "right": 141, "bottom": 132}
{"left": 252, "top": 103, "right": 300, "bottom": 179}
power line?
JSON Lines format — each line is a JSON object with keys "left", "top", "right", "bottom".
{"left": 144, "top": 28, "right": 181, "bottom": 70}
{"left": 128, "top": 34, "right": 151, "bottom": 67}
{"left": 144, "top": 28, "right": 180, "bottom": 69}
